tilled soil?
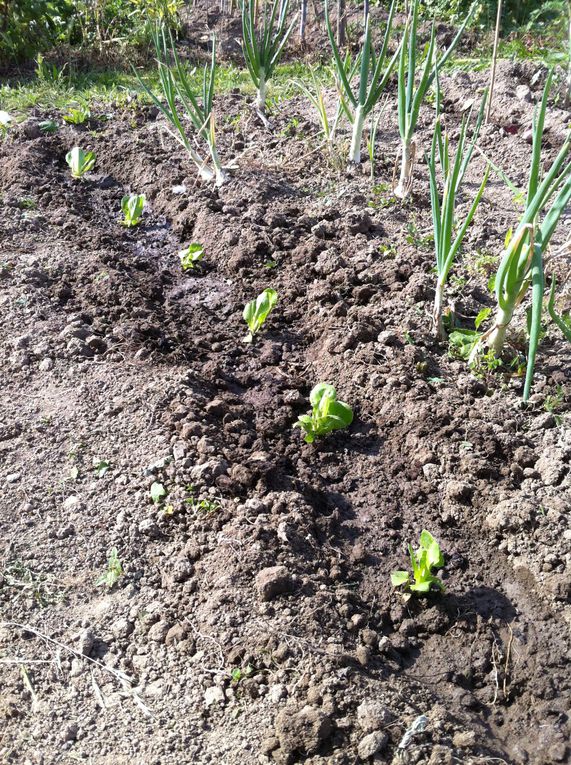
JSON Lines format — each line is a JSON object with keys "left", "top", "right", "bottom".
{"left": 0, "top": 60, "right": 570, "bottom": 765}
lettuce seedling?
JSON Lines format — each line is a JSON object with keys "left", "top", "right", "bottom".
{"left": 294, "top": 383, "right": 353, "bottom": 443}
{"left": 121, "top": 193, "right": 145, "bottom": 227}
{"left": 63, "top": 105, "right": 90, "bottom": 125}
{"left": 391, "top": 530, "right": 445, "bottom": 595}
{"left": 66, "top": 146, "right": 95, "bottom": 179}
{"left": 243, "top": 288, "right": 278, "bottom": 343}
{"left": 0, "top": 110, "right": 13, "bottom": 138}
{"left": 179, "top": 243, "right": 205, "bottom": 271}
{"left": 39, "top": 119, "right": 58, "bottom": 134}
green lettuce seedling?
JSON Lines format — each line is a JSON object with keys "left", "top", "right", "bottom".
{"left": 0, "top": 110, "right": 13, "bottom": 138}
{"left": 66, "top": 146, "right": 96, "bottom": 178}
{"left": 243, "top": 288, "right": 278, "bottom": 343}
{"left": 179, "top": 243, "right": 205, "bottom": 271}
{"left": 294, "top": 383, "right": 353, "bottom": 444}
{"left": 63, "top": 105, "right": 90, "bottom": 125}
{"left": 121, "top": 193, "right": 146, "bottom": 227}
{"left": 39, "top": 119, "right": 58, "bottom": 134}
{"left": 391, "top": 530, "right": 445, "bottom": 595}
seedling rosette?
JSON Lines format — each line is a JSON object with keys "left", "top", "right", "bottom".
{"left": 243, "top": 288, "right": 278, "bottom": 342}
{"left": 96, "top": 548, "right": 123, "bottom": 589}
{"left": 294, "top": 383, "right": 353, "bottom": 443}
{"left": 391, "top": 530, "right": 445, "bottom": 595}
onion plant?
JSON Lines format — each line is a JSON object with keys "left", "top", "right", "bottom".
{"left": 428, "top": 91, "right": 489, "bottom": 338}
{"left": 241, "top": 0, "right": 297, "bottom": 116}
{"left": 295, "top": 70, "right": 342, "bottom": 144}
{"left": 325, "top": 0, "right": 399, "bottom": 165}
{"left": 136, "top": 25, "right": 227, "bottom": 186}
{"left": 470, "top": 73, "right": 571, "bottom": 400}
{"left": 394, "top": 0, "right": 474, "bottom": 198}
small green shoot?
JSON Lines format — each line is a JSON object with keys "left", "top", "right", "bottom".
{"left": 391, "top": 530, "right": 445, "bottom": 595}
{"left": 447, "top": 326, "right": 479, "bottom": 357}
{"left": 17, "top": 197, "right": 36, "bottom": 210}
{"left": 294, "top": 383, "right": 353, "bottom": 444}
{"left": 231, "top": 664, "right": 255, "bottom": 684}
{"left": 93, "top": 458, "right": 110, "bottom": 478}
{"left": 66, "top": 146, "right": 96, "bottom": 179}
{"left": 544, "top": 383, "right": 565, "bottom": 426}
{"left": 243, "top": 288, "right": 278, "bottom": 343}
{"left": 179, "top": 243, "right": 205, "bottom": 271}
{"left": 184, "top": 485, "right": 221, "bottom": 516}
{"left": 96, "top": 548, "right": 123, "bottom": 589}
{"left": 121, "top": 193, "right": 146, "bottom": 227}
{"left": 475, "top": 307, "right": 492, "bottom": 329}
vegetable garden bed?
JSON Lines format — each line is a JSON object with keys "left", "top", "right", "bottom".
{"left": 0, "top": 54, "right": 570, "bottom": 765}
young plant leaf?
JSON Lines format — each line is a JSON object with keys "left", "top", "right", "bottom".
{"left": 475, "top": 307, "right": 492, "bottom": 329}
{"left": 448, "top": 329, "right": 480, "bottom": 360}
{"left": 63, "top": 105, "right": 90, "bottom": 125}
{"left": 94, "top": 459, "right": 110, "bottom": 478}
{"left": 390, "top": 570, "right": 410, "bottom": 587}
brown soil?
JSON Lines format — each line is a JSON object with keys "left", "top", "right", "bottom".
{"left": 0, "top": 60, "right": 570, "bottom": 765}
